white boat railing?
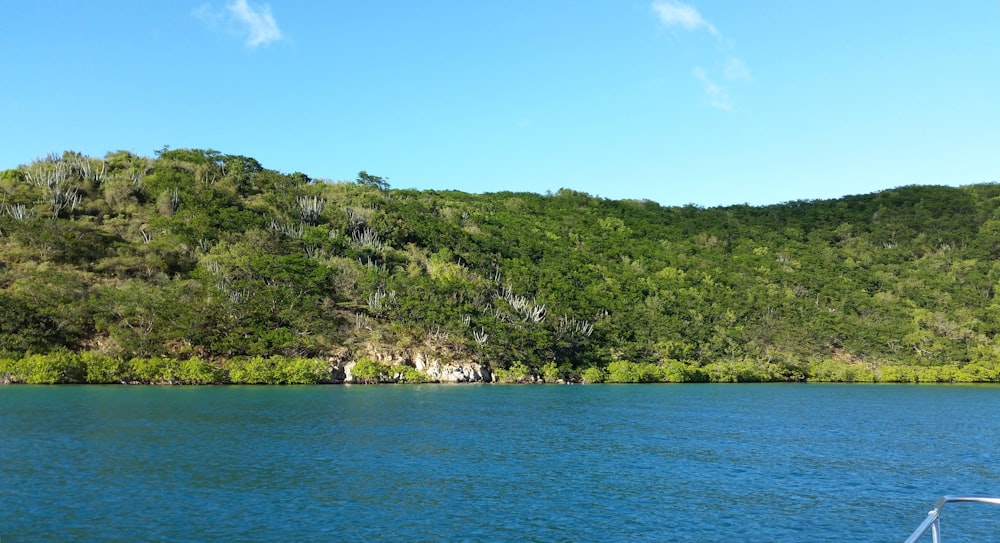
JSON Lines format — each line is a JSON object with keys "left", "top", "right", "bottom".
{"left": 903, "top": 495, "right": 1000, "bottom": 543}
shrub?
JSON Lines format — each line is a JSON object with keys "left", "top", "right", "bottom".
{"left": 581, "top": 367, "right": 605, "bottom": 384}
{"left": 958, "top": 358, "right": 1000, "bottom": 382}
{"left": 226, "top": 356, "right": 280, "bottom": 384}
{"left": 807, "top": 359, "right": 876, "bottom": 383}
{"left": 540, "top": 362, "right": 561, "bottom": 383}
{"left": 396, "top": 365, "right": 433, "bottom": 383}
{"left": 606, "top": 360, "right": 660, "bottom": 383}
{"left": 177, "top": 356, "right": 222, "bottom": 384}
{"left": 278, "top": 357, "right": 329, "bottom": 384}
{"left": 351, "top": 357, "right": 391, "bottom": 384}
{"left": 0, "top": 356, "right": 17, "bottom": 383}
{"left": 493, "top": 361, "right": 533, "bottom": 383}
{"left": 10, "top": 351, "right": 85, "bottom": 384}
{"left": 8, "top": 355, "right": 53, "bottom": 384}
{"left": 660, "top": 360, "right": 704, "bottom": 383}
{"left": 126, "top": 357, "right": 172, "bottom": 383}
{"left": 82, "top": 352, "right": 125, "bottom": 383}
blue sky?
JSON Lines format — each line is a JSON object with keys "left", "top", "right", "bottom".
{"left": 2, "top": 1, "right": 998, "bottom": 207}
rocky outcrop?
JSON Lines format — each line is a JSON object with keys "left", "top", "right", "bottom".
{"left": 329, "top": 363, "right": 348, "bottom": 384}
{"left": 339, "top": 346, "right": 492, "bottom": 384}
{"left": 325, "top": 346, "right": 351, "bottom": 383}
{"left": 412, "top": 352, "right": 492, "bottom": 383}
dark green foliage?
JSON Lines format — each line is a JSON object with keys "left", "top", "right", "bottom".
{"left": 0, "top": 292, "right": 67, "bottom": 354}
{"left": 0, "top": 267, "right": 93, "bottom": 355}
{"left": 3, "top": 148, "right": 1000, "bottom": 383}
{"left": 356, "top": 171, "right": 390, "bottom": 191}
{"left": 5, "top": 219, "right": 119, "bottom": 265}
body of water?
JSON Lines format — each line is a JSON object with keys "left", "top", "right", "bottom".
{"left": 2, "top": 384, "right": 998, "bottom": 542}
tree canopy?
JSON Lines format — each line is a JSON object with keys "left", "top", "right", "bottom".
{"left": 2, "top": 149, "right": 1000, "bottom": 383}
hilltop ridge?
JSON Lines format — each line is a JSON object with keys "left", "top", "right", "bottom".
{"left": 2, "top": 149, "right": 999, "bottom": 383}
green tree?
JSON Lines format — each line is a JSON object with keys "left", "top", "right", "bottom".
{"left": 356, "top": 171, "right": 390, "bottom": 191}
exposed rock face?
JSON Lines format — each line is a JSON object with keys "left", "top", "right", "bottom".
{"left": 329, "top": 363, "right": 348, "bottom": 384}
{"left": 340, "top": 347, "right": 491, "bottom": 384}
{"left": 325, "top": 347, "right": 350, "bottom": 384}
{"left": 412, "top": 352, "right": 492, "bottom": 383}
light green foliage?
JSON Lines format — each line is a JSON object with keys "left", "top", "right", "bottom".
{"left": 396, "top": 365, "right": 434, "bottom": 383}
{"left": 3, "top": 148, "right": 1000, "bottom": 383}
{"left": 276, "top": 357, "right": 329, "bottom": 384}
{"left": 581, "top": 367, "right": 605, "bottom": 384}
{"left": 125, "top": 357, "right": 172, "bottom": 383}
{"left": 806, "top": 359, "right": 877, "bottom": 383}
{"left": 3, "top": 350, "right": 85, "bottom": 384}
{"left": 0, "top": 357, "right": 14, "bottom": 382}
{"left": 493, "top": 361, "right": 533, "bottom": 383}
{"left": 349, "top": 358, "right": 430, "bottom": 384}
{"left": 176, "top": 357, "right": 221, "bottom": 384}
{"left": 351, "top": 357, "right": 391, "bottom": 384}
{"left": 606, "top": 360, "right": 661, "bottom": 383}
{"left": 225, "top": 356, "right": 270, "bottom": 384}
{"left": 224, "top": 356, "right": 327, "bottom": 384}
{"left": 540, "top": 362, "right": 561, "bottom": 383}
{"left": 660, "top": 360, "right": 701, "bottom": 383}
{"left": 83, "top": 352, "right": 125, "bottom": 383}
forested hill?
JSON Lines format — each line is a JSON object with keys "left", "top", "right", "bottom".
{"left": 3, "top": 149, "right": 1000, "bottom": 383}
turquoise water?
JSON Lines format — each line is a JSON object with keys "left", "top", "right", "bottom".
{"left": 2, "top": 384, "right": 999, "bottom": 542}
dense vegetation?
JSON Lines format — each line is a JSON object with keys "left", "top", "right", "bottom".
{"left": 2, "top": 149, "right": 999, "bottom": 383}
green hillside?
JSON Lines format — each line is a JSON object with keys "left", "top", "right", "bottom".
{"left": 2, "top": 149, "right": 1000, "bottom": 383}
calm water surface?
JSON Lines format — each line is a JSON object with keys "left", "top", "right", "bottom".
{"left": 2, "top": 384, "right": 999, "bottom": 542}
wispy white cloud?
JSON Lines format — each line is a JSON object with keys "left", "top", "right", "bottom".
{"left": 194, "top": 0, "right": 283, "bottom": 48}
{"left": 723, "top": 57, "right": 751, "bottom": 81}
{"left": 228, "top": 0, "right": 282, "bottom": 47}
{"left": 693, "top": 67, "right": 732, "bottom": 111}
{"left": 651, "top": 0, "right": 719, "bottom": 38}
{"left": 652, "top": 1, "right": 750, "bottom": 111}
